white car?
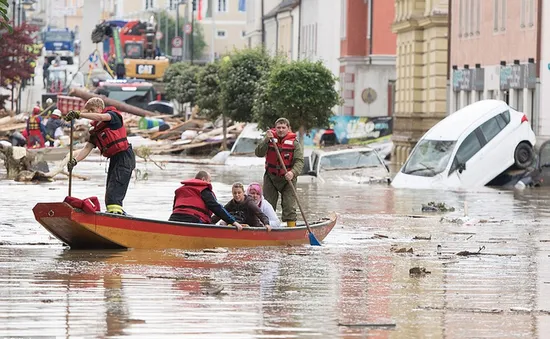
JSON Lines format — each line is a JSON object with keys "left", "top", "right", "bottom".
{"left": 391, "top": 100, "right": 536, "bottom": 189}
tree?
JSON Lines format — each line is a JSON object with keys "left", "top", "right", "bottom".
{"left": 219, "top": 47, "right": 273, "bottom": 123}
{"left": 165, "top": 62, "right": 201, "bottom": 116}
{"left": 196, "top": 62, "right": 230, "bottom": 149}
{"left": 156, "top": 10, "right": 176, "bottom": 56}
{"left": 189, "top": 22, "right": 207, "bottom": 61}
{"left": 0, "top": 0, "right": 11, "bottom": 32}
{"left": 255, "top": 60, "right": 342, "bottom": 139}
{"left": 0, "top": 22, "right": 38, "bottom": 113}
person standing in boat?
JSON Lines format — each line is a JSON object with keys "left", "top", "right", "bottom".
{"left": 64, "top": 97, "right": 136, "bottom": 215}
{"left": 170, "top": 171, "right": 244, "bottom": 231}
{"left": 212, "top": 182, "right": 271, "bottom": 231}
{"left": 246, "top": 182, "right": 281, "bottom": 227}
{"left": 255, "top": 118, "right": 304, "bottom": 227}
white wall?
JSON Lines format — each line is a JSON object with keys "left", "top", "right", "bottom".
{"left": 539, "top": 0, "right": 550, "bottom": 137}
{"left": 80, "top": 0, "right": 102, "bottom": 71}
{"left": 264, "top": 17, "right": 277, "bottom": 56}
{"left": 300, "top": 0, "right": 341, "bottom": 83}
{"left": 355, "top": 65, "right": 394, "bottom": 116}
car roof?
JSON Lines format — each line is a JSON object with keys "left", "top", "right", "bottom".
{"left": 423, "top": 100, "right": 509, "bottom": 141}
{"left": 312, "top": 145, "right": 375, "bottom": 156}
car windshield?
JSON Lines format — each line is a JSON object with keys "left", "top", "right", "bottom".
{"left": 45, "top": 31, "right": 72, "bottom": 42}
{"left": 319, "top": 150, "right": 383, "bottom": 171}
{"left": 231, "top": 137, "right": 262, "bottom": 155}
{"left": 402, "top": 140, "right": 456, "bottom": 177}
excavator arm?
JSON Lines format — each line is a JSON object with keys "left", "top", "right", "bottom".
{"left": 91, "top": 21, "right": 125, "bottom": 78}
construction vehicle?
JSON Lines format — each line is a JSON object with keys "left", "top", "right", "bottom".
{"left": 91, "top": 18, "right": 169, "bottom": 81}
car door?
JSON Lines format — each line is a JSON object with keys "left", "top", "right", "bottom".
{"left": 475, "top": 113, "right": 513, "bottom": 184}
{"left": 447, "top": 130, "right": 485, "bottom": 188}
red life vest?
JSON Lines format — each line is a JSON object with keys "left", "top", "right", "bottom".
{"left": 90, "top": 107, "right": 129, "bottom": 158}
{"left": 265, "top": 129, "right": 296, "bottom": 176}
{"left": 172, "top": 179, "right": 214, "bottom": 223}
{"left": 27, "top": 115, "right": 41, "bottom": 130}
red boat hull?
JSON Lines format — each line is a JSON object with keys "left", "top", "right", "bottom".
{"left": 33, "top": 203, "right": 337, "bottom": 250}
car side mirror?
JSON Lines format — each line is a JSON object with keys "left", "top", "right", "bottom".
{"left": 458, "top": 162, "right": 466, "bottom": 173}
{"left": 307, "top": 171, "right": 317, "bottom": 177}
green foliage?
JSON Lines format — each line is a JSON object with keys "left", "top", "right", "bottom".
{"left": 252, "top": 74, "right": 279, "bottom": 131}
{"left": 256, "top": 60, "right": 341, "bottom": 132}
{"left": 196, "top": 62, "right": 222, "bottom": 120}
{"left": 219, "top": 47, "right": 273, "bottom": 122}
{"left": 166, "top": 64, "right": 201, "bottom": 106}
{"left": 190, "top": 22, "right": 207, "bottom": 61}
{"left": 164, "top": 61, "right": 188, "bottom": 84}
{"left": 156, "top": 11, "right": 176, "bottom": 56}
{"left": 0, "top": 0, "right": 11, "bottom": 33}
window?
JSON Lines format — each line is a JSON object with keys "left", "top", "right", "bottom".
{"left": 528, "top": 0, "right": 535, "bottom": 27}
{"left": 169, "top": 0, "right": 176, "bottom": 10}
{"left": 218, "top": 0, "right": 228, "bottom": 13}
{"left": 479, "top": 117, "right": 502, "bottom": 143}
{"left": 501, "top": 110, "right": 511, "bottom": 124}
{"left": 460, "top": 0, "right": 480, "bottom": 38}
{"left": 495, "top": 112, "right": 509, "bottom": 129}
{"left": 216, "top": 30, "right": 227, "bottom": 38}
{"left": 451, "top": 132, "right": 482, "bottom": 173}
{"left": 500, "top": 0, "right": 507, "bottom": 31}
{"left": 493, "top": 0, "right": 499, "bottom": 31}
{"left": 145, "top": 0, "right": 154, "bottom": 10}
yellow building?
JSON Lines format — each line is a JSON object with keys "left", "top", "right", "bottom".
{"left": 391, "top": 0, "right": 449, "bottom": 166}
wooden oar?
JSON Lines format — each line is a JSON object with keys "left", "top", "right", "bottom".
{"left": 68, "top": 120, "right": 74, "bottom": 197}
{"left": 271, "top": 139, "right": 321, "bottom": 246}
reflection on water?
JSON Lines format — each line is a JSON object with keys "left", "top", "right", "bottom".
{"left": 1, "top": 157, "right": 550, "bottom": 337}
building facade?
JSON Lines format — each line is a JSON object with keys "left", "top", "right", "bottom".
{"left": 263, "top": 0, "right": 299, "bottom": 60}
{"left": 449, "top": 0, "right": 540, "bottom": 134}
{"left": 339, "top": 0, "right": 397, "bottom": 117}
{"left": 244, "top": 0, "right": 281, "bottom": 48}
{"left": 391, "top": 0, "right": 449, "bottom": 166}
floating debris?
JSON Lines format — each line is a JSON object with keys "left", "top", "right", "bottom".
{"left": 413, "top": 235, "right": 432, "bottom": 240}
{"left": 409, "top": 267, "right": 431, "bottom": 276}
{"left": 422, "top": 201, "right": 455, "bottom": 212}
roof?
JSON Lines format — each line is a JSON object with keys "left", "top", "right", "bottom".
{"left": 264, "top": 0, "right": 299, "bottom": 19}
{"left": 422, "top": 100, "right": 509, "bottom": 141}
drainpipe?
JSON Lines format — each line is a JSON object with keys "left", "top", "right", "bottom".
{"left": 447, "top": 0, "right": 452, "bottom": 81}
{"left": 261, "top": 0, "right": 265, "bottom": 46}
{"left": 297, "top": 0, "right": 302, "bottom": 60}
{"left": 536, "top": 0, "right": 542, "bottom": 78}
{"left": 367, "top": 0, "right": 373, "bottom": 64}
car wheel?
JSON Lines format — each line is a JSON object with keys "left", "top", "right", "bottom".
{"left": 514, "top": 142, "right": 534, "bottom": 169}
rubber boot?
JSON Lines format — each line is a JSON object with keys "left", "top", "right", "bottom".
{"left": 287, "top": 221, "right": 296, "bottom": 227}
{"left": 107, "top": 204, "right": 126, "bottom": 215}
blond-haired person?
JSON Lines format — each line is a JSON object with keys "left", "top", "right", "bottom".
{"left": 64, "top": 97, "right": 136, "bottom": 215}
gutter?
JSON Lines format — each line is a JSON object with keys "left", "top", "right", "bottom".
{"left": 367, "top": 0, "right": 373, "bottom": 64}
{"left": 447, "top": 0, "right": 452, "bottom": 80}
{"left": 536, "top": 0, "right": 542, "bottom": 77}
{"left": 297, "top": 0, "right": 301, "bottom": 60}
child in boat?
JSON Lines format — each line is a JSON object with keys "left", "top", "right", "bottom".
{"left": 246, "top": 182, "right": 281, "bottom": 227}
{"left": 212, "top": 182, "right": 272, "bottom": 231}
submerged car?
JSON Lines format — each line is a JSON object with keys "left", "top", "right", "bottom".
{"left": 391, "top": 100, "right": 536, "bottom": 189}
{"left": 299, "top": 146, "right": 390, "bottom": 184}
{"left": 223, "top": 123, "right": 265, "bottom": 166}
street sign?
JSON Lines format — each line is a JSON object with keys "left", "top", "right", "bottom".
{"left": 172, "top": 36, "right": 183, "bottom": 48}
{"left": 155, "top": 31, "right": 163, "bottom": 40}
{"left": 184, "top": 24, "right": 192, "bottom": 34}
{"left": 171, "top": 47, "right": 183, "bottom": 57}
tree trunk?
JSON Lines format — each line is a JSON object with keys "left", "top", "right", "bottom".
{"left": 69, "top": 88, "right": 158, "bottom": 117}
{"left": 299, "top": 125, "right": 306, "bottom": 147}
{"left": 221, "top": 114, "right": 227, "bottom": 151}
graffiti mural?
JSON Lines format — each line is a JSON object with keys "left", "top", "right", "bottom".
{"left": 303, "top": 116, "right": 393, "bottom": 147}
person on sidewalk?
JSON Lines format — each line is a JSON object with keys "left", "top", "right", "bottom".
{"left": 64, "top": 97, "right": 136, "bottom": 215}
{"left": 255, "top": 118, "right": 304, "bottom": 227}
{"left": 170, "top": 171, "right": 244, "bottom": 231}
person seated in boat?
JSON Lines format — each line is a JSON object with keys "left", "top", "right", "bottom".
{"left": 246, "top": 182, "right": 281, "bottom": 227}
{"left": 212, "top": 182, "right": 272, "bottom": 231}
{"left": 170, "top": 171, "right": 244, "bottom": 231}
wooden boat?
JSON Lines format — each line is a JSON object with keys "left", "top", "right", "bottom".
{"left": 33, "top": 202, "right": 337, "bottom": 250}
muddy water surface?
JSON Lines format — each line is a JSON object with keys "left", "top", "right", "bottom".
{"left": 1, "top": 156, "right": 550, "bottom": 338}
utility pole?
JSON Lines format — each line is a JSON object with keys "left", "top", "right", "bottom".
{"left": 164, "top": 6, "right": 168, "bottom": 54}
{"left": 190, "top": 0, "right": 195, "bottom": 64}
{"left": 175, "top": 1, "right": 180, "bottom": 61}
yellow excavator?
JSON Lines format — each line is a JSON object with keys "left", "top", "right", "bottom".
{"left": 92, "top": 16, "right": 169, "bottom": 81}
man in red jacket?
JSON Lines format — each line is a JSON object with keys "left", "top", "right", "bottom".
{"left": 64, "top": 97, "right": 136, "bottom": 215}
{"left": 170, "top": 170, "right": 243, "bottom": 230}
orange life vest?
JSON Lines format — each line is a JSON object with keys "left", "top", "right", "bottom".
{"left": 90, "top": 107, "right": 129, "bottom": 158}
{"left": 265, "top": 129, "right": 296, "bottom": 176}
{"left": 27, "top": 115, "right": 41, "bottom": 130}
{"left": 172, "top": 179, "right": 214, "bottom": 223}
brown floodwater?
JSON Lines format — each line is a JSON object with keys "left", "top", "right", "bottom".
{"left": 1, "top": 155, "right": 550, "bottom": 338}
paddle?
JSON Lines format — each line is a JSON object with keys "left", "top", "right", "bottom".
{"left": 271, "top": 138, "right": 321, "bottom": 246}
{"left": 68, "top": 120, "right": 74, "bottom": 197}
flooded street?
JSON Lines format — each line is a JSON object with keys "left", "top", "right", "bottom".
{"left": 1, "top": 156, "right": 550, "bottom": 338}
